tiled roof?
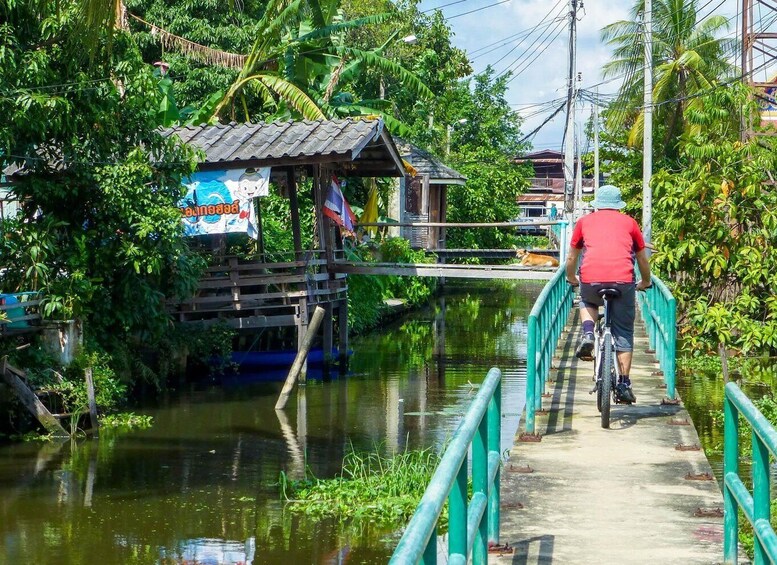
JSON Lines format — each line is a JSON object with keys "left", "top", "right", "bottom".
{"left": 162, "top": 118, "right": 405, "bottom": 176}
{"left": 394, "top": 138, "right": 466, "bottom": 184}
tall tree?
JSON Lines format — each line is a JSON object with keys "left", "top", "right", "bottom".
{"left": 601, "top": 0, "right": 734, "bottom": 154}
{"left": 0, "top": 0, "right": 202, "bottom": 350}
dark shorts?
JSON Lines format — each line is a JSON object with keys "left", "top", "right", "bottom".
{"left": 579, "top": 282, "right": 636, "bottom": 352}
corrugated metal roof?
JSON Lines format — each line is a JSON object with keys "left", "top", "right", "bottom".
{"left": 162, "top": 118, "right": 404, "bottom": 176}
{"left": 394, "top": 138, "right": 466, "bottom": 184}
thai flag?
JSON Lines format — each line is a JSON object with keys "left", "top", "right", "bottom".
{"left": 323, "top": 175, "right": 357, "bottom": 234}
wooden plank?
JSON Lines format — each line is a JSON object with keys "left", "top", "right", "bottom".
{"left": 178, "top": 314, "right": 299, "bottom": 328}
{"left": 0, "top": 313, "right": 41, "bottom": 321}
{"left": 196, "top": 274, "right": 307, "bottom": 289}
{"left": 329, "top": 262, "right": 555, "bottom": 280}
{"left": 1, "top": 357, "right": 69, "bottom": 437}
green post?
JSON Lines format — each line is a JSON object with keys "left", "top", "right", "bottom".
{"left": 666, "top": 296, "right": 676, "bottom": 399}
{"left": 488, "top": 381, "right": 501, "bottom": 544}
{"left": 723, "top": 390, "right": 739, "bottom": 563}
{"left": 422, "top": 527, "right": 437, "bottom": 565}
{"left": 526, "top": 315, "right": 538, "bottom": 433}
{"left": 753, "top": 430, "right": 770, "bottom": 564}
{"left": 473, "top": 415, "right": 488, "bottom": 564}
{"left": 449, "top": 457, "right": 468, "bottom": 560}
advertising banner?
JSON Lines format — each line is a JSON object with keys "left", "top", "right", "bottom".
{"left": 179, "top": 168, "right": 270, "bottom": 238}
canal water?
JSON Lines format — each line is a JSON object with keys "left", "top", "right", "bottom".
{"left": 0, "top": 279, "right": 543, "bottom": 564}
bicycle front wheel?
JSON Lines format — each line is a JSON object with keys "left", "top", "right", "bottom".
{"left": 600, "top": 332, "right": 613, "bottom": 429}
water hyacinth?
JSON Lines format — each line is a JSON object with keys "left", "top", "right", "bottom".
{"left": 280, "top": 444, "right": 459, "bottom": 528}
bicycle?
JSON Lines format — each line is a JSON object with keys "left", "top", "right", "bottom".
{"left": 586, "top": 285, "right": 651, "bottom": 428}
{"left": 591, "top": 287, "right": 622, "bottom": 429}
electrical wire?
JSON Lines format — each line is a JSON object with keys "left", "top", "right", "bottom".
{"left": 504, "top": 20, "right": 568, "bottom": 83}
{"left": 470, "top": 17, "right": 564, "bottom": 61}
{"left": 491, "top": 0, "right": 567, "bottom": 71}
{"left": 445, "top": 0, "right": 512, "bottom": 20}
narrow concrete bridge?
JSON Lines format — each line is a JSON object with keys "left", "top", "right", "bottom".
{"left": 498, "top": 311, "right": 727, "bottom": 563}
{"left": 392, "top": 268, "right": 762, "bottom": 564}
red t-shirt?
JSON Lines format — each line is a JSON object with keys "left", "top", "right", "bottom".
{"left": 570, "top": 210, "right": 646, "bottom": 283}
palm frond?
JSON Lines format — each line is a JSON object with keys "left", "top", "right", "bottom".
{"left": 336, "top": 47, "right": 433, "bottom": 99}
{"left": 295, "top": 13, "right": 395, "bottom": 43}
{"left": 255, "top": 74, "right": 326, "bottom": 120}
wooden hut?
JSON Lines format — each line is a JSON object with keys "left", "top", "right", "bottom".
{"left": 163, "top": 118, "right": 406, "bottom": 360}
{"left": 392, "top": 139, "right": 466, "bottom": 251}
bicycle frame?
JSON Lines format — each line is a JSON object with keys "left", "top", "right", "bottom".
{"left": 593, "top": 295, "right": 621, "bottom": 385}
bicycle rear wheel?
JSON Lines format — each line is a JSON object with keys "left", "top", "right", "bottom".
{"left": 600, "top": 333, "right": 613, "bottom": 429}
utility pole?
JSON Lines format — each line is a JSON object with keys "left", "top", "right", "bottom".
{"left": 593, "top": 99, "right": 600, "bottom": 190}
{"left": 642, "top": 0, "right": 653, "bottom": 245}
{"left": 563, "top": 0, "right": 578, "bottom": 215}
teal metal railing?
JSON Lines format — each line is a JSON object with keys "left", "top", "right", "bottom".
{"left": 525, "top": 266, "right": 575, "bottom": 434}
{"left": 390, "top": 368, "right": 502, "bottom": 565}
{"left": 723, "top": 382, "right": 777, "bottom": 564}
{"left": 635, "top": 274, "right": 676, "bottom": 399}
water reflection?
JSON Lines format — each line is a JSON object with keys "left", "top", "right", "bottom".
{"left": 677, "top": 357, "right": 777, "bottom": 481}
{"left": 0, "top": 280, "right": 542, "bottom": 564}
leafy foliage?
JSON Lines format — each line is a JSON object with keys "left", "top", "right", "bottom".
{"left": 445, "top": 70, "right": 531, "bottom": 250}
{"left": 0, "top": 2, "right": 205, "bottom": 375}
{"left": 344, "top": 238, "right": 435, "bottom": 334}
{"left": 651, "top": 84, "right": 777, "bottom": 353}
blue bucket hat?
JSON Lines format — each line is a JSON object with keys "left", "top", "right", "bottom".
{"left": 593, "top": 184, "right": 626, "bottom": 210}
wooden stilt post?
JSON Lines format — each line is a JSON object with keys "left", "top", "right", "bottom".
{"left": 287, "top": 166, "right": 303, "bottom": 261}
{"left": 276, "top": 306, "right": 326, "bottom": 410}
{"left": 296, "top": 297, "right": 309, "bottom": 383}
{"left": 323, "top": 302, "right": 333, "bottom": 364}
{"left": 84, "top": 367, "right": 99, "bottom": 434}
{"left": 1, "top": 357, "right": 69, "bottom": 437}
{"left": 338, "top": 299, "right": 349, "bottom": 366}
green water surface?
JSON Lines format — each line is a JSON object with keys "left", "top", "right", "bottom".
{"left": 0, "top": 280, "right": 542, "bottom": 564}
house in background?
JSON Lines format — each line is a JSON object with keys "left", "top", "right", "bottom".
{"left": 389, "top": 139, "right": 466, "bottom": 251}
{"left": 513, "top": 149, "right": 595, "bottom": 220}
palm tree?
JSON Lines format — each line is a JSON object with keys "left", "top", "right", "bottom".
{"left": 601, "top": 0, "right": 735, "bottom": 151}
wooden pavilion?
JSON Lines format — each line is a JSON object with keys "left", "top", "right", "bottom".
{"left": 163, "top": 117, "right": 406, "bottom": 361}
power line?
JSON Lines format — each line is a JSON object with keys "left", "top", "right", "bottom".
{"left": 470, "top": 17, "right": 564, "bottom": 61}
{"left": 446, "top": 0, "right": 512, "bottom": 20}
{"left": 504, "top": 20, "right": 568, "bottom": 83}
{"left": 490, "top": 0, "right": 567, "bottom": 70}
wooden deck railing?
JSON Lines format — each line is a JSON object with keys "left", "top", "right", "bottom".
{"left": 171, "top": 251, "right": 347, "bottom": 328}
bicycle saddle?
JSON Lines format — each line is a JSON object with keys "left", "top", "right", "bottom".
{"left": 597, "top": 288, "right": 621, "bottom": 298}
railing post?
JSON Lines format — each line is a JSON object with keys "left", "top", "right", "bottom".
{"left": 488, "top": 380, "right": 501, "bottom": 544}
{"left": 473, "top": 414, "right": 488, "bottom": 564}
{"left": 423, "top": 527, "right": 437, "bottom": 565}
{"left": 666, "top": 296, "right": 676, "bottom": 399}
{"left": 449, "top": 457, "right": 468, "bottom": 561}
{"left": 526, "top": 315, "right": 538, "bottom": 434}
{"left": 559, "top": 220, "right": 569, "bottom": 264}
{"left": 753, "top": 429, "right": 770, "bottom": 564}
{"left": 723, "top": 389, "right": 739, "bottom": 563}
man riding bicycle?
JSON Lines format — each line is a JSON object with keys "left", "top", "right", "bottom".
{"left": 564, "top": 185, "right": 652, "bottom": 404}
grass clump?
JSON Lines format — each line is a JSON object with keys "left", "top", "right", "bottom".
{"left": 100, "top": 412, "right": 154, "bottom": 430}
{"left": 281, "top": 445, "right": 446, "bottom": 527}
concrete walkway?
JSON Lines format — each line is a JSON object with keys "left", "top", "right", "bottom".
{"left": 497, "top": 310, "right": 735, "bottom": 564}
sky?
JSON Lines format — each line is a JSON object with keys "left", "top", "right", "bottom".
{"left": 416, "top": 0, "right": 741, "bottom": 153}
